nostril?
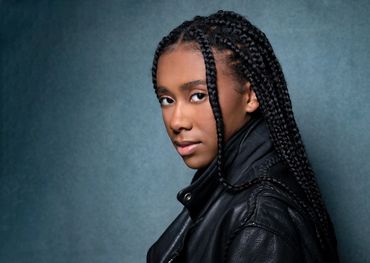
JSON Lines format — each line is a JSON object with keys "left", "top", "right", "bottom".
{"left": 172, "top": 129, "right": 181, "bottom": 135}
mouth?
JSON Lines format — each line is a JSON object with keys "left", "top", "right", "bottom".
{"left": 174, "top": 140, "right": 201, "bottom": 156}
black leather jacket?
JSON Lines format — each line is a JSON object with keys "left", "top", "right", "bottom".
{"left": 147, "top": 117, "right": 339, "bottom": 263}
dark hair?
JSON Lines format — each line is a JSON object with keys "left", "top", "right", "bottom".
{"left": 152, "top": 10, "right": 337, "bottom": 255}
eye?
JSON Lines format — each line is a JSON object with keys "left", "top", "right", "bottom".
{"left": 159, "top": 96, "right": 174, "bottom": 106}
{"left": 190, "top": 92, "right": 207, "bottom": 102}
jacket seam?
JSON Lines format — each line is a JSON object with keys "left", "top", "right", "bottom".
{"left": 222, "top": 185, "right": 266, "bottom": 262}
{"left": 223, "top": 223, "right": 300, "bottom": 263}
{"left": 221, "top": 156, "right": 291, "bottom": 263}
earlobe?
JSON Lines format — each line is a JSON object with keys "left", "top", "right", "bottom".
{"left": 242, "top": 82, "right": 260, "bottom": 113}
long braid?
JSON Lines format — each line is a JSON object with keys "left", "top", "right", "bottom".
{"left": 220, "top": 13, "right": 327, "bottom": 216}
{"left": 205, "top": 12, "right": 331, "bottom": 240}
{"left": 215, "top": 34, "right": 329, "bottom": 246}
{"left": 151, "top": 10, "right": 336, "bottom": 254}
{"left": 215, "top": 14, "right": 333, "bottom": 247}
{"left": 209, "top": 12, "right": 331, "bottom": 235}
{"left": 190, "top": 28, "right": 227, "bottom": 193}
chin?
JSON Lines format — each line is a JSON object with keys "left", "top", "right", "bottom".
{"left": 182, "top": 156, "right": 212, "bottom": 170}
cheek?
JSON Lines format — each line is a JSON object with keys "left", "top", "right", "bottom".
{"left": 197, "top": 106, "right": 218, "bottom": 153}
{"left": 161, "top": 109, "right": 173, "bottom": 133}
{"left": 196, "top": 104, "right": 217, "bottom": 134}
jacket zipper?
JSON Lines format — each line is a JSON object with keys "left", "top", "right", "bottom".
{"left": 167, "top": 251, "right": 179, "bottom": 263}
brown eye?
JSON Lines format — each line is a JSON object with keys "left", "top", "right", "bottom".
{"left": 190, "top": 93, "right": 206, "bottom": 102}
{"left": 159, "top": 97, "right": 174, "bottom": 106}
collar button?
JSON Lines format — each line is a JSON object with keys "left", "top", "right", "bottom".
{"left": 184, "top": 192, "right": 192, "bottom": 202}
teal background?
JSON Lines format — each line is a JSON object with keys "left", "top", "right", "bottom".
{"left": 1, "top": 1, "right": 369, "bottom": 262}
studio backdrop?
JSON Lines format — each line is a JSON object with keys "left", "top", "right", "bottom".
{"left": 1, "top": 1, "right": 370, "bottom": 262}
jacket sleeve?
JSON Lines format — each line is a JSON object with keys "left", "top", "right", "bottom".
{"left": 224, "top": 225, "right": 302, "bottom": 263}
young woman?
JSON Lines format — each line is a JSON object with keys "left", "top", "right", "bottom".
{"left": 147, "top": 10, "right": 339, "bottom": 263}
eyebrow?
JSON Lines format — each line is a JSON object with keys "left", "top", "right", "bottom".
{"left": 157, "top": 79, "right": 207, "bottom": 94}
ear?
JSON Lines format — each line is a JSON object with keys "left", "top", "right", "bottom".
{"left": 242, "top": 81, "right": 260, "bottom": 113}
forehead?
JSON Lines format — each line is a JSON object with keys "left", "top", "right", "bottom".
{"left": 156, "top": 44, "right": 233, "bottom": 86}
{"left": 156, "top": 45, "right": 206, "bottom": 86}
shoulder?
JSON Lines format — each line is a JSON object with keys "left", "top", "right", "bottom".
{"left": 222, "top": 157, "right": 324, "bottom": 262}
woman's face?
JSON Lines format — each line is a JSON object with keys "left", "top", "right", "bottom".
{"left": 156, "top": 43, "right": 258, "bottom": 169}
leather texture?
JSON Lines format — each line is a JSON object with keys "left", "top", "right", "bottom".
{"left": 147, "top": 116, "right": 339, "bottom": 263}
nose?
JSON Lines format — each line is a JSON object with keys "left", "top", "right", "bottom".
{"left": 170, "top": 102, "right": 192, "bottom": 133}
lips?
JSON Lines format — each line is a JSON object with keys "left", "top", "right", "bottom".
{"left": 174, "top": 140, "right": 201, "bottom": 156}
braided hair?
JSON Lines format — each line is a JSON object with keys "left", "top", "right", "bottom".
{"left": 151, "top": 10, "right": 337, "bottom": 258}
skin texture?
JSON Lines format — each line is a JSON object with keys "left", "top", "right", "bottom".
{"left": 156, "top": 43, "right": 259, "bottom": 169}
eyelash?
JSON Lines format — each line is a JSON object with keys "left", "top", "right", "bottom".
{"left": 158, "top": 97, "right": 174, "bottom": 106}
{"left": 158, "top": 92, "right": 207, "bottom": 106}
{"left": 190, "top": 92, "right": 207, "bottom": 102}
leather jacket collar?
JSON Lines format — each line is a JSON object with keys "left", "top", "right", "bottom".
{"left": 148, "top": 115, "right": 340, "bottom": 263}
{"left": 177, "top": 115, "right": 275, "bottom": 220}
